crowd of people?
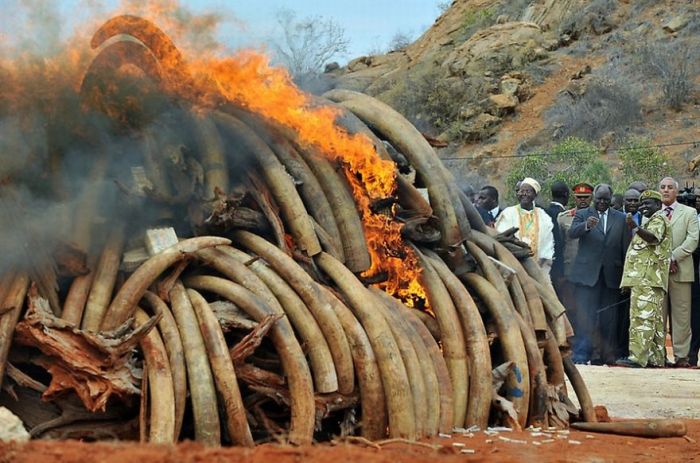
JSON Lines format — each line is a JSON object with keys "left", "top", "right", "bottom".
{"left": 463, "top": 177, "right": 700, "bottom": 369}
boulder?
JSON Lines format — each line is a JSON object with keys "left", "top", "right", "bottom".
{"left": 499, "top": 77, "right": 521, "bottom": 96}
{"left": 0, "top": 407, "right": 29, "bottom": 442}
{"left": 663, "top": 14, "right": 691, "bottom": 33}
{"left": 462, "top": 113, "right": 502, "bottom": 141}
{"left": 488, "top": 94, "right": 519, "bottom": 114}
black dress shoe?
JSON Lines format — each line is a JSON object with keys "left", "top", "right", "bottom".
{"left": 675, "top": 358, "right": 692, "bottom": 368}
{"left": 615, "top": 358, "right": 642, "bottom": 368}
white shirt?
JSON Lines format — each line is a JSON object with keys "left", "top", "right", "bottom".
{"left": 495, "top": 206, "right": 554, "bottom": 260}
{"left": 490, "top": 206, "right": 500, "bottom": 218}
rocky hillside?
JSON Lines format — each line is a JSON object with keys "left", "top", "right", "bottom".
{"left": 328, "top": 0, "right": 700, "bottom": 193}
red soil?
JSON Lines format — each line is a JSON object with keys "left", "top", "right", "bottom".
{"left": 1, "top": 419, "right": 698, "bottom": 463}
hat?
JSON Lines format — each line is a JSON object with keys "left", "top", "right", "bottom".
{"left": 572, "top": 182, "right": 594, "bottom": 196}
{"left": 639, "top": 190, "right": 662, "bottom": 201}
{"left": 521, "top": 177, "right": 541, "bottom": 194}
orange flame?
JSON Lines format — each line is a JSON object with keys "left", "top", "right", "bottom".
{"left": 184, "top": 52, "right": 426, "bottom": 305}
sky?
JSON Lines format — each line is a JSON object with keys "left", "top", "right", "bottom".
{"left": 1, "top": 1, "right": 445, "bottom": 63}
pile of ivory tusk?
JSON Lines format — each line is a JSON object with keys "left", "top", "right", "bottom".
{"left": 0, "top": 15, "right": 595, "bottom": 446}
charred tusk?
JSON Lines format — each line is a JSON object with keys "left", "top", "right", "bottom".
{"left": 0, "top": 273, "right": 30, "bottom": 383}
{"left": 212, "top": 111, "right": 321, "bottom": 256}
{"left": 188, "top": 289, "right": 254, "bottom": 446}
{"left": 100, "top": 236, "right": 230, "bottom": 331}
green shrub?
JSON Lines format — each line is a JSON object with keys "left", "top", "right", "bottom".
{"left": 505, "top": 137, "right": 612, "bottom": 204}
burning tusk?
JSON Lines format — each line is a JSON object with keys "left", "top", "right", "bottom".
{"left": 134, "top": 309, "right": 176, "bottom": 444}
{"left": 190, "top": 112, "right": 229, "bottom": 200}
{"left": 292, "top": 142, "right": 371, "bottom": 272}
{"left": 89, "top": 15, "right": 190, "bottom": 86}
{"left": 99, "top": 236, "right": 230, "bottom": 331}
{"left": 212, "top": 111, "right": 321, "bottom": 256}
{"left": 183, "top": 275, "right": 315, "bottom": 445}
{"left": 323, "top": 89, "right": 469, "bottom": 270}
{"left": 188, "top": 289, "right": 254, "bottom": 446}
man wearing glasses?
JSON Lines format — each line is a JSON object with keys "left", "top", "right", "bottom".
{"left": 568, "top": 184, "right": 628, "bottom": 365}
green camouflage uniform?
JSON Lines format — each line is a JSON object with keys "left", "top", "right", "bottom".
{"left": 620, "top": 211, "right": 671, "bottom": 367}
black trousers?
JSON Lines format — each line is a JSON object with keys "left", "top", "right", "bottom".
{"left": 573, "top": 271, "right": 621, "bottom": 363}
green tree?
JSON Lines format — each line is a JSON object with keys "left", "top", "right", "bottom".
{"left": 617, "top": 139, "right": 669, "bottom": 189}
{"left": 505, "top": 137, "right": 612, "bottom": 204}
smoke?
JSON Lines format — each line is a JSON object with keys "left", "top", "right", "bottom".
{"left": 0, "top": 1, "right": 255, "bottom": 278}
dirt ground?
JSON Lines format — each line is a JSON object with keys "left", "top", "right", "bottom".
{"left": 1, "top": 365, "right": 699, "bottom": 462}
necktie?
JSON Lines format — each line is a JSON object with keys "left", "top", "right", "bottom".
{"left": 664, "top": 206, "right": 673, "bottom": 220}
{"left": 600, "top": 211, "right": 606, "bottom": 234}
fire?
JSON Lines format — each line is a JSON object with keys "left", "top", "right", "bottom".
{"left": 1, "top": 8, "right": 428, "bottom": 307}
{"left": 187, "top": 52, "right": 426, "bottom": 306}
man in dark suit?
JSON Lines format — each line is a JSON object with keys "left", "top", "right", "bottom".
{"left": 568, "top": 184, "right": 628, "bottom": 364}
{"left": 476, "top": 185, "right": 501, "bottom": 227}
{"left": 546, "top": 181, "right": 569, "bottom": 292}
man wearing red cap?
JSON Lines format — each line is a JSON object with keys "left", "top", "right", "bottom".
{"left": 558, "top": 183, "right": 594, "bottom": 330}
